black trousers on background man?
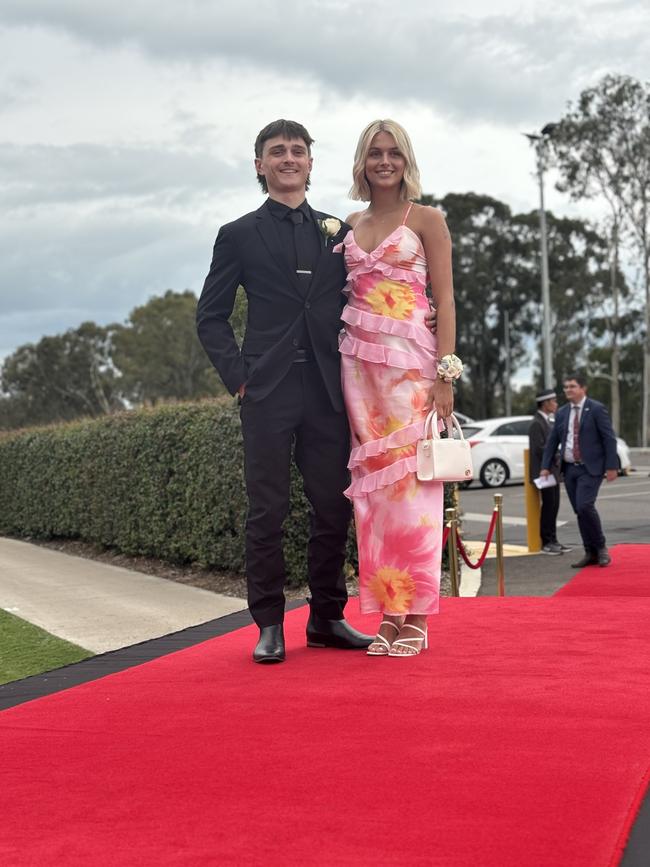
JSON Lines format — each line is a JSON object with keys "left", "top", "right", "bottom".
{"left": 540, "top": 484, "right": 560, "bottom": 546}
{"left": 240, "top": 361, "right": 351, "bottom": 627}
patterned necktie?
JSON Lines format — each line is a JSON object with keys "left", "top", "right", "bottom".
{"left": 572, "top": 405, "right": 582, "bottom": 462}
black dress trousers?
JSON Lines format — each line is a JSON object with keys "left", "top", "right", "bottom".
{"left": 539, "top": 485, "right": 560, "bottom": 545}
{"left": 240, "top": 362, "right": 351, "bottom": 627}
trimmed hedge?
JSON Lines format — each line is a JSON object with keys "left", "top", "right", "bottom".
{"left": 0, "top": 401, "right": 454, "bottom": 586}
{"left": 0, "top": 401, "right": 354, "bottom": 585}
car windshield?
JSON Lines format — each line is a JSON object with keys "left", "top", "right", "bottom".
{"left": 460, "top": 426, "right": 482, "bottom": 438}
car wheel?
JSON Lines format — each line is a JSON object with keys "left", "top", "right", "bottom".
{"left": 480, "top": 459, "right": 508, "bottom": 488}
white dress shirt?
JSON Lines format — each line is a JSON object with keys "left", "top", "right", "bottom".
{"left": 563, "top": 397, "right": 587, "bottom": 463}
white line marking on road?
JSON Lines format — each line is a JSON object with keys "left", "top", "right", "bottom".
{"left": 597, "top": 490, "right": 650, "bottom": 501}
{"left": 461, "top": 512, "right": 567, "bottom": 527}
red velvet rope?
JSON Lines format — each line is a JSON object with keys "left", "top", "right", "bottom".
{"left": 442, "top": 525, "right": 451, "bottom": 548}
{"left": 455, "top": 508, "right": 499, "bottom": 570}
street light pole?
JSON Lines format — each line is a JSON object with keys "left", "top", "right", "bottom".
{"left": 524, "top": 129, "right": 555, "bottom": 390}
{"left": 504, "top": 309, "right": 512, "bottom": 416}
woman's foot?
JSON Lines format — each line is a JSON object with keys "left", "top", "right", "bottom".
{"left": 388, "top": 616, "right": 428, "bottom": 657}
{"left": 367, "top": 616, "right": 404, "bottom": 656}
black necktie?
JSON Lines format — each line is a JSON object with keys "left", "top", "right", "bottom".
{"left": 289, "top": 210, "right": 311, "bottom": 291}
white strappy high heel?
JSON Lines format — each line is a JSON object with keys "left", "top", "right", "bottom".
{"left": 388, "top": 624, "right": 428, "bottom": 657}
{"left": 366, "top": 620, "right": 401, "bottom": 656}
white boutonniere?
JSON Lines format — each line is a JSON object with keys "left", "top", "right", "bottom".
{"left": 318, "top": 217, "right": 341, "bottom": 246}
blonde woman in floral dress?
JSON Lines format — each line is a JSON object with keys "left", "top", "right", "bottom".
{"left": 337, "top": 119, "right": 458, "bottom": 657}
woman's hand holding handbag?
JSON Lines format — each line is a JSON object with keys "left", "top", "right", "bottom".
{"left": 416, "top": 411, "right": 473, "bottom": 483}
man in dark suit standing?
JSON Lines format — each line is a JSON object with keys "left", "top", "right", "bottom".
{"left": 541, "top": 373, "right": 618, "bottom": 568}
{"left": 196, "top": 119, "right": 372, "bottom": 662}
{"left": 528, "top": 389, "right": 571, "bottom": 555}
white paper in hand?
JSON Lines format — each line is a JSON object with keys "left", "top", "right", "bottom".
{"left": 534, "top": 475, "right": 558, "bottom": 490}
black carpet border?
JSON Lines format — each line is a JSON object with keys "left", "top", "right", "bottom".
{"left": 1, "top": 598, "right": 648, "bottom": 863}
{"left": 0, "top": 601, "right": 305, "bottom": 712}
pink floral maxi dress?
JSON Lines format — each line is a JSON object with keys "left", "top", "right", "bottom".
{"left": 338, "top": 206, "right": 443, "bottom": 616}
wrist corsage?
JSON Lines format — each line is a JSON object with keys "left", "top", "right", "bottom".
{"left": 437, "top": 354, "right": 463, "bottom": 383}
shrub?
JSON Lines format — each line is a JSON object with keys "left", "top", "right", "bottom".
{"left": 0, "top": 401, "right": 455, "bottom": 586}
{"left": 0, "top": 401, "right": 347, "bottom": 585}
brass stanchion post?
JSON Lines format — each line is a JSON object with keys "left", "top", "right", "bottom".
{"left": 445, "top": 506, "right": 460, "bottom": 597}
{"left": 523, "top": 449, "right": 542, "bottom": 552}
{"left": 494, "top": 493, "right": 506, "bottom": 596}
{"left": 452, "top": 481, "right": 460, "bottom": 513}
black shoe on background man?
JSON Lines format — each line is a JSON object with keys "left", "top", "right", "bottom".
{"left": 541, "top": 543, "right": 563, "bottom": 555}
{"left": 597, "top": 547, "right": 611, "bottom": 567}
{"left": 571, "top": 550, "right": 598, "bottom": 568}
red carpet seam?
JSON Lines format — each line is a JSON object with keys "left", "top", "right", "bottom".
{"left": 608, "top": 761, "right": 650, "bottom": 865}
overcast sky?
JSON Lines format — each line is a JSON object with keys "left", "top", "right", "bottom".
{"left": 1, "top": 0, "right": 648, "bottom": 366}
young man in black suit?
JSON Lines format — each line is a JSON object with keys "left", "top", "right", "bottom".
{"left": 196, "top": 119, "right": 372, "bottom": 662}
{"left": 528, "top": 389, "right": 571, "bottom": 555}
{"left": 540, "top": 373, "right": 618, "bottom": 568}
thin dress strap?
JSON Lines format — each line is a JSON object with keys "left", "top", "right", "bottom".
{"left": 402, "top": 202, "right": 413, "bottom": 225}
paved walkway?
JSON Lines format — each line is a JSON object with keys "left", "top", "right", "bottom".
{"left": 0, "top": 537, "right": 246, "bottom": 653}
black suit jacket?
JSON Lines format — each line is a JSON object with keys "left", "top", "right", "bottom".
{"left": 528, "top": 411, "right": 559, "bottom": 482}
{"left": 541, "top": 398, "right": 618, "bottom": 477}
{"left": 196, "top": 201, "right": 349, "bottom": 411}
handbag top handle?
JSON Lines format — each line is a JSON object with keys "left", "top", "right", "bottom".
{"left": 422, "top": 410, "right": 466, "bottom": 441}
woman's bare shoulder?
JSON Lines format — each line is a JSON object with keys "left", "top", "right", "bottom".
{"left": 345, "top": 210, "right": 366, "bottom": 228}
{"left": 410, "top": 203, "right": 450, "bottom": 239}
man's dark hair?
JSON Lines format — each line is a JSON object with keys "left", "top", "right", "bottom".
{"left": 254, "top": 119, "right": 314, "bottom": 193}
{"left": 564, "top": 372, "right": 587, "bottom": 388}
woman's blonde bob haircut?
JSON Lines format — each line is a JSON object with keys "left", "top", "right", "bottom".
{"left": 349, "top": 119, "right": 422, "bottom": 202}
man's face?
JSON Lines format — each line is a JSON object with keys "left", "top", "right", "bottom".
{"left": 563, "top": 379, "right": 587, "bottom": 404}
{"left": 255, "top": 135, "right": 312, "bottom": 198}
{"left": 543, "top": 397, "right": 558, "bottom": 414}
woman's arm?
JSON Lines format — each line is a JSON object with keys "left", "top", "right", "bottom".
{"left": 416, "top": 205, "right": 456, "bottom": 417}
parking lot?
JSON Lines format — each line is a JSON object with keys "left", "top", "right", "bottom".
{"left": 458, "top": 460, "right": 650, "bottom": 549}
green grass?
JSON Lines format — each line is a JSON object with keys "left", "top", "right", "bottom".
{"left": 0, "top": 608, "right": 93, "bottom": 685}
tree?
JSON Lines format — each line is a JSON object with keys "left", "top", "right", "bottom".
{"left": 515, "top": 211, "right": 636, "bottom": 400}
{"left": 420, "top": 192, "right": 539, "bottom": 418}
{"left": 0, "top": 322, "right": 121, "bottom": 429}
{"left": 551, "top": 74, "right": 650, "bottom": 445}
{"left": 111, "top": 290, "right": 224, "bottom": 405}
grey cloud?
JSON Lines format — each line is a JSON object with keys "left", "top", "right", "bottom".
{"left": 1, "top": 1, "right": 648, "bottom": 125}
{"left": 0, "top": 74, "right": 38, "bottom": 114}
{"left": 0, "top": 142, "right": 249, "bottom": 210}
{"left": 0, "top": 206, "right": 215, "bottom": 360}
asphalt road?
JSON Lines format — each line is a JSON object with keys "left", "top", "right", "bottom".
{"left": 458, "top": 463, "right": 650, "bottom": 549}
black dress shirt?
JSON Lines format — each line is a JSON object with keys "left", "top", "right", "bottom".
{"left": 266, "top": 197, "right": 321, "bottom": 276}
{"left": 266, "top": 198, "right": 321, "bottom": 351}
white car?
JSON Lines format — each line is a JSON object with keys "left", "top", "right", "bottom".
{"left": 459, "top": 415, "right": 632, "bottom": 488}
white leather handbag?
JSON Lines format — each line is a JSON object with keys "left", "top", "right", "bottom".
{"left": 416, "top": 411, "right": 473, "bottom": 482}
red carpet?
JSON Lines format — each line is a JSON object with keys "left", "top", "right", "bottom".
{"left": 556, "top": 544, "right": 650, "bottom": 597}
{"left": 2, "top": 595, "right": 650, "bottom": 866}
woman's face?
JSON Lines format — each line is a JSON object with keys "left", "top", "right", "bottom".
{"left": 365, "top": 131, "right": 406, "bottom": 192}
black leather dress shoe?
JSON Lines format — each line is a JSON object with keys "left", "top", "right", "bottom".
{"left": 571, "top": 551, "right": 598, "bottom": 568}
{"left": 306, "top": 613, "right": 373, "bottom": 649}
{"left": 597, "top": 547, "right": 611, "bottom": 567}
{"left": 253, "top": 625, "right": 285, "bottom": 664}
